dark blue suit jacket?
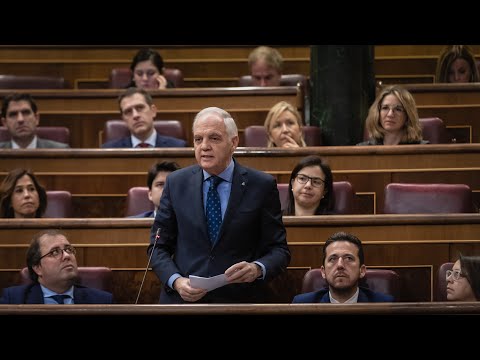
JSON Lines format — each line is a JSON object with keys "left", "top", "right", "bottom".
{"left": 292, "top": 286, "right": 394, "bottom": 303}
{"left": 129, "top": 211, "right": 154, "bottom": 218}
{"left": 149, "top": 160, "right": 291, "bottom": 304}
{"left": 102, "top": 134, "right": 186, "bottom": 148}
{"left": 0, "top": 284, "right": 113, "bottom": 304}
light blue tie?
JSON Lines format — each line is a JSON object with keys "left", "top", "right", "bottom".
{"left": 206, "top": 176, "right": 223, "bottom": 244}
{"left": 51, "top": 294, "right": 69, "bottom": 304}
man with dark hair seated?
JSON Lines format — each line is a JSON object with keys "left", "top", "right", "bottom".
{"left": 293, "top": 231, "right": 394, "bottom": 303}
{"left": 0, "top": 93, "right": 69, "bottom": 149}
{"left": 0, "top": 229, "right": 113, "bottom": 304}
{"left": 102, "top": 87, "right": 186, "bottom": 148}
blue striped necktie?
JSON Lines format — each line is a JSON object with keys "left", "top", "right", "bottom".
{"left": 206, "top": 176, "right": 223, "bottom": 244}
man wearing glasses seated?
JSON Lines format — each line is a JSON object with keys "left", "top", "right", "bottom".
{"left": 0, "top": 229, "right": 113, "bottom": 304}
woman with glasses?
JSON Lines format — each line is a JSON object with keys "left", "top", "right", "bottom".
{"left": 436, "top": 45, "right": 480, "bottom": 83}
{"left": 357, "top": 85, "right": 428, "bottom": 146}
{"left": 446, "top": 254, "right": 480, "bottom": 301}
{"left": 264, "top": 101, "right": 306, "bottom": 148}
{"left": 128, "top": 48, "right": 173, "bottom": 90}
{"left": 283, "top": 155, "right": 334, "bottom": 215}
{"left": 0, "top": 168, "right": 47, "bottom": 218}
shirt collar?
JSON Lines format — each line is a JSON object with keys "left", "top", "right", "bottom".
{"left": 202, "top": 158, "right": 234, "bottom": 183}
{"left": 329, "top": 287, "right": 359, "bottom": 303}
{"left": 131, "top": 129, "right": 156, "bottom": 148}
{"left": 40, "top": 284, "right": 75, "bottom": 299}
{"left": 12, "top": 136, "right": 37, "bottom": 149}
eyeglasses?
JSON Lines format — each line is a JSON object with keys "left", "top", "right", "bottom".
{"left": 446, "top": 269, "right": 465, "bottom": 281}
{"left": 380, "top": 105, "right": 405, "bottom": 114}
{"left": 295, "top": 174, "right": 325, "bottom": 188}
{"left": 39, "top": 245, "right": 76, "bottom": 260}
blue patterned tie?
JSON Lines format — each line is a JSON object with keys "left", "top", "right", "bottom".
{"left": 51, "top": 294, "right": 69, "bottom": 304}
{"left": 206, "top": 176, "right": 223, "bottom": 244}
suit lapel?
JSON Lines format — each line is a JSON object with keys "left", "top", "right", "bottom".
{"left": 189, "top": 166, "right": 211, "bottom": 242}
{"left": 25, "top": 284, "right": 46, "bottom": 304}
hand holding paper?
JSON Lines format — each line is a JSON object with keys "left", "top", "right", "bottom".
{"left": 189, "top": 273, "right": 228, "bottom": 292}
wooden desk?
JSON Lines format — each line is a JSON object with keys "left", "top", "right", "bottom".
{"left": 0, "top": 144, "right": 478, "bottom": 216}
{"left": 0, "top": 45, "right": 310, "bottom": 89}
{"left": 1, "top": 302, "right": 479, "bottom": 315}
{"left": 375, "top": 45, "right": 480, "bottom": 57}
{"left": 0, "top": 215, "right": 479, "bottom": 303}
{"left": 403, "top": 83, "right": 480, "bottom": 143}
{"left": 0, "top": 87, "right": 302, "bottom": 148}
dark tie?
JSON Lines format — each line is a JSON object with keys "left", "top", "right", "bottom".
{"left": 51, "top": 294, "right": 69, "bottom": 304}
{"left": 136, "top": 142, "right": 151, "bottom": 148}
{"left": 206, "top": 176, "right": 223, "bottom": 244}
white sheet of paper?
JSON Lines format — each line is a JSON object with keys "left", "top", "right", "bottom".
{"left": 189, "top": 274, "right": 228, "bottom": 292}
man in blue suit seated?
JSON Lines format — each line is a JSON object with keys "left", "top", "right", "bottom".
{"left": 0, "top": 229, "right": 113, "bottom": 304}
{"left": 292, "top": 231, "right": 394, "bottom": 303}
{"left": 102, "top": 87, "right": 186, "bottom": 148}
{"left": 129, "top": 161, "right": 180, "bottom": 218}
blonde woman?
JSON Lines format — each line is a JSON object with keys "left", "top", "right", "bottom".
{"left": 357, "top": 85, "right": 427, "bottom": 146}
{"left": 264, "top": 101, "right": 306, "bottom": 148}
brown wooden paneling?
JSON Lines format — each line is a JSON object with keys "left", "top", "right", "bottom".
{"left": 0, "top": 46, "right": 310, "bottom": 89}
{"left": 1, "top": 144, "right": 479, "bottom": 215}
{"left": 374, "top": 45, "right": 480, "bottom": 57}
{"left": 0, "top": 87, "right": 301, "bottom": 148}
{"left": 0, "top": 216, "right": 478, "bottom": 303}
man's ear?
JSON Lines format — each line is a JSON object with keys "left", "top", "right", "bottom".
{"left": 359, "top": 264, "right": 367, "bottom": 279}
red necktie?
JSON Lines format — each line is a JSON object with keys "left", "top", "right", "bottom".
{"left": 136, "top": 142, "right": 151, "bottom": 148}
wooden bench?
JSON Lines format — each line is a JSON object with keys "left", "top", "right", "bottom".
{"left": 1, "top": 144, "right": 479, "bottom": 216}
{"left": 0, "top": 214, "right": 479, "bottom": 303}
{"left": 0, "top": 45, "right": 310, "bottom": 89}
{"left": 0, "top": 87, "right": 302, "bottom": 148}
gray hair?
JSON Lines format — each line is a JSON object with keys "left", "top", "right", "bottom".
{"left": 192, "top": 107, "right": 238, "bottom": 138}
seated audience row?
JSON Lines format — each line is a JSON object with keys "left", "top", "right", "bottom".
{"left": 3, "top": 45, "right": 480, "bottom": 90}
{"left": 118, "top": 46, "right": 286, "bottom": 89}
{"left": 0, "top": 84, "right": 439, "bottom": 149}
{"left": 1, "top": 228, "right": 477, "bottom": 304}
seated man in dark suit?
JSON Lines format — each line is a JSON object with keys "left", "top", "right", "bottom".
{"left": 0, "top": 93, "right": 69, "bottom": 149}
{"left": 102, "top": 87, "right": 186, "bottom": 148}
{"left": 292, "top": 231, "right": 394, "bottom": 303}
{"left": 129, "top": 161, "right": 180, "bottom": 218}
{"left": 0, "top": 229, "right": 113, "bottom": 304}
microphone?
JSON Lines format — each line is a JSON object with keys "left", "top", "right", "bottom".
{"left": 135, "top": 227, "right": 160, "bottom": 304}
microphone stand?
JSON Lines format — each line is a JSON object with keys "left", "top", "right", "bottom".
{"left": 135, "top": 228, "right": 160, "bottom": 304}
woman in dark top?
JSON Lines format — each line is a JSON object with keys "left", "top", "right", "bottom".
{"left": 357, "top": 85, "right": 428, "bottom": 146}
{"left": 446, "top": 254, "right": 480, "bottom": 301}
{"left": 0, "top": 168, "right": 47, "bottom": 218}
{"left": 283, "top": 155, "right": 335, "bottom": 215}
{"left": 128, "top": 48, "right": 174, "bottom": 89}
{"left": 436, "top": 45, "right": 480, "bottom": 83}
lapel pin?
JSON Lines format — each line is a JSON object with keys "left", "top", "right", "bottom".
{"left": 241, "top": 182, "right": 245, "bottom": 186}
